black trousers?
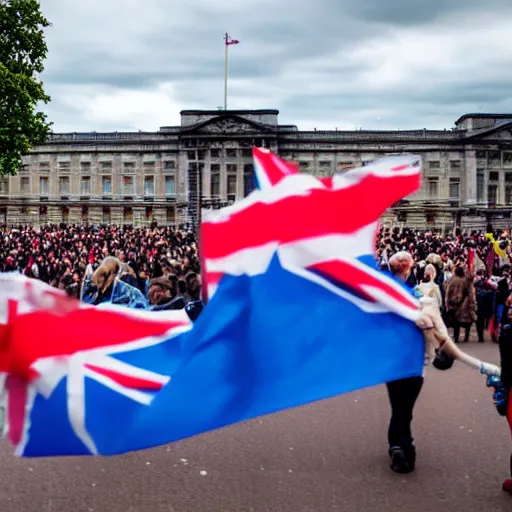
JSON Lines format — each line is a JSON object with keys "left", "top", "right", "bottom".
{"left": 386, "top": 376, "right": 424, "bottom": 449}
{"left": 476, "top": 316, "right": 488, "bottom": 343}
{"left": 453, "top": 322, "right": 472, "bottom": 343}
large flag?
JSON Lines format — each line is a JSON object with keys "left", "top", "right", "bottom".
{"left": 0, "top": 150, "right": 425, "bottom": 457}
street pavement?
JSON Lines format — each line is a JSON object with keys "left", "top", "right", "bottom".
{"left": 0, "top": 342, "right": 511, "bottom": 512}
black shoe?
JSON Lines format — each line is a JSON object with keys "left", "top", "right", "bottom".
{"left": 389, "top": 446, "right": 415, "bottom": 474}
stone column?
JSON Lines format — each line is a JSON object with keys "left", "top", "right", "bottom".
{"left": 463, "top": 148, "right": 477, "bottom": 205}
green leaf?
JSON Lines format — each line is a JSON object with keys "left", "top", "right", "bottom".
{"left": 0, "top": 0, "right": 52, "bottom": 176}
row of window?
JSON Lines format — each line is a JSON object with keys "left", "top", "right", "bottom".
{"left": 21, "top": 161, "right": 178, "bottom": 172}
{"left": 33, "top": 205, "right": 175, "bottom": 225}
{"left": 10, "top": 175, "right": 176, "bottom": 196}
{"left": 424, "top": 178, "right": 460, "bottom": 200}
{"left": 6, "top": 172, "right": 252, "bottom": 198}
{"left": 476, "top": 151, "right": 512, "bottom": 164}
{"left": 188, "top": 148, "right": 253, "bottom": 160}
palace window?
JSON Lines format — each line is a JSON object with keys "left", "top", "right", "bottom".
{"left": 59, "top": 176, "right": 70, "bottom": 195}
{"left": 427, "top": 178, "right": 438, "bottom": 198}
{"left": 243, "top": 164, "right": 254, "bottom": 197}
{"left": 80, "top": 176, "right": 91, "bottom": 195}
{"left": 210, "top": 149, "right": 221, "bottom": 158}
{"left": 187, "top": 151, "right": 196, "bottom": 160}
{"left": 449, "top": 160, "right": 462, "bottom": 170}
{"left": 123, "top": 207, "right": 133, "bottom": 223}
{"left": 123, "top": 175, "right": 135, "bottom": 195}
{"left": 39, "top": 177, "right": 49, "bottom": 195}
{"left": 241, "top": 148, "right": 252, "bottom": 158}
{"left": 210, "top": 171, "right": 220, "bottom": 197}
{"left": 143, "top": 161, "right": 155, "bottom": 169}
{"left": 319, "top": 161, "right": 331, "bottom": 168}
{"left": 62, "top": 206, "right": 69, "bottom": 223}
{"left": 164, "top": 160, "right": 176, "bottom": 170}
{"left": 39, "top": 161, "right": 50, "bottom": 170}
{"left": 80, "top": 162, "right": 91, "bottom": 173}
{"left": 166, "top": 207, "right": 175, "bottom": 224}
{"left": 488, "top": 151, "right": 501, "bottom": 165}
{"left": 489, "top": 171, "right": 499, "bottom": 181}
{"left": 226, "top": 149, "right": 237, "bottom": 158}
{"left": 506, "top": 186, "right": 512, "bottom": 205}
{"left": 488, "top": 184, "right": 498, "bottom": 205}
{"left": 226, "top": 164, "right": 237, "bottom": 174}
{"left": 165, "top": 176, "right": 176, "bottom": 196}
{"left": 477, "top": 170, "right": 485, "bottom": 202}
{"left": 227, "top": 174, "right": 237, "bottom": 196}
{"left": 124, "top": 162, "right": 136, "bottom": 170}
{"left": 299, "top": 161, "right": 309, "bottom": 169}
{"left": 81, "top": 206, "right": 89, "bottom": 224}
{"left": 102, "top": 207, "right": 111, "bottom": 224}
{"left": 504, "top": 152, "right": 512, "bottom": 166}
{"left": 144, "top": 176, "right": 154, "bottom": 196}
{"left": 0, "top": 177, "right": 9, "bottom": 194}
{"left": 58, "top": 161, "right": 70, "bottom": 171}
{"left": 197, "top": 150, "right": 206, "bottom": 161}
{"left": 428, "top": 161, "right": 440, "bottom": 170}
{"left": 102, "top": 176, "right": 112, "bottom": 195}
{"left": 20, "top": 177, "right": 29, "bottom": 194}
{"left": 449, "top": 178, "right": 460, "bottom": 199}
{"left": 100, "top": 161, "right": 112, "bottom": 170}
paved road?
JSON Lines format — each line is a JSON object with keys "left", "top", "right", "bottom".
{"left": 0, "top": 343, "right": 510, "bottom": 512}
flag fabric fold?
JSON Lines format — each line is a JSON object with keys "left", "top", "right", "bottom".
{"left": 0, "top": 149, "right": 426, "bottom": 458}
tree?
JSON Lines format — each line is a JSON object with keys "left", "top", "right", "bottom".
{"left": 0, "top": 0, "right": 51, "bottom": 176}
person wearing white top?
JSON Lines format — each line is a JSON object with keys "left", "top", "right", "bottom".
{"left": 385, "top": 252, "right": 433, "bottom": 474}
{"left": 417, "top": 264, "right": 443, "bottom": 312}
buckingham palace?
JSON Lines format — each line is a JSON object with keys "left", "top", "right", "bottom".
{"left": 1, "top": 110, "right": 512, "bottom": 230}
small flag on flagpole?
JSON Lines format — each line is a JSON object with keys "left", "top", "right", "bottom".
{"left": 226, "top": 35, "right": 239, "bottom": 45}
{"left": 224, "top": 33, "right": 240, "bottom": 110}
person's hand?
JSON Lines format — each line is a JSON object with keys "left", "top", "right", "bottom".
{"left": 480, "top": 361, "right": 501, "bottom": 377}
{"left": 415, "top": 313, "right": 434, "bottom": 331}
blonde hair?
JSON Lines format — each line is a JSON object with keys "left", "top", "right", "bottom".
{"left": 424, "top": 263, "right": 437, "bottom": 280}
{"left": 388, "top": 251, "right": 413, "bottom": 275}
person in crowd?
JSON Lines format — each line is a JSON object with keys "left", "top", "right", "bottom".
{"left": 474, "top": 269, "right": 497, "bottom": 343}
{"left": 385, "top": 251, "right": 434, "bottom": 474}
{"left": 82, "top": 256, "right": 149, "bottom": 309}
{"left": 417, "top": 263, "right": 443, "bottom": 312}
{"left": 445, "top": 265, "right": 477, "bottom": 343}
{"left": 148, "top": 276, "right": 186, "bottom": 311}
{"left": 489, "top": 295, "right": 512, "bottom": 495}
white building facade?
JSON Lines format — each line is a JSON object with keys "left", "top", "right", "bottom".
{"left": 1, "top": 110, "right": 512, "bottom": 230}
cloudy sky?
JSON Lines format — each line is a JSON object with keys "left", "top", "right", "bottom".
{"left": 41, "top": 0, "right": 512, "bottom": 133}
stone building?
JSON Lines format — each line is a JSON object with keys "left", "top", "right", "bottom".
{"left": 1, "top": 110, "right": 512, "bottom": 230}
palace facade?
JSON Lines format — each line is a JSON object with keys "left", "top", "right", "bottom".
{"left": 2, "top": 110, "right": 512, "bottom": 230}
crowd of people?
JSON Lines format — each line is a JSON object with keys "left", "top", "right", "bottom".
{"left": 2, "top": 223, "right": 512, "bottom": 336}
{"left": 0, "top": 225, "right": 202, "bottom": 317}
{"left": 377, "top": 225, "right": 512, "bottom": 343}
{"left": 2, "top": 222, "right": 512, "bottom": 491}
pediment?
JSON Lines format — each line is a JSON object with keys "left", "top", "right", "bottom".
{"left": 488, "top": 129, "right": 512, "bottom": 140}
{"left": 184, "top": 116, "right": 272, "bottom": 135}
{"left": 466, "top": 121, "right": 512, "bottom": 141}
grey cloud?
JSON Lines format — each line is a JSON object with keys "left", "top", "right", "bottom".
{"left": 38, "top": 0, "right": 512, "bottom": 132}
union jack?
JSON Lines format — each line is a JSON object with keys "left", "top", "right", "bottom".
{"left": 0, "top": 274, "right": 191, "bottom": 455}
{"left": 201, "top": 148, "right": 422, "bottom": 322}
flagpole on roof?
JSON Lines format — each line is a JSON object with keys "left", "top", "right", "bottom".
{"left": 224, "top": 33, "right": 229, "bottom": 110}
{"left": 223, "top": 33, "right": 239, "bottom": 110}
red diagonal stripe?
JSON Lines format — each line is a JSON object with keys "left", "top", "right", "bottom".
{"left": 6, "top": 309, "right": 188, "bottom": 381}
{"left": 202, "top": 173, "right": 419, "bottom": 261}
{"left": 85, "top": 364, "right": 165, "bottom": 391}
{"left": 309, "top": 260, "right": 418, "bottom": 311}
